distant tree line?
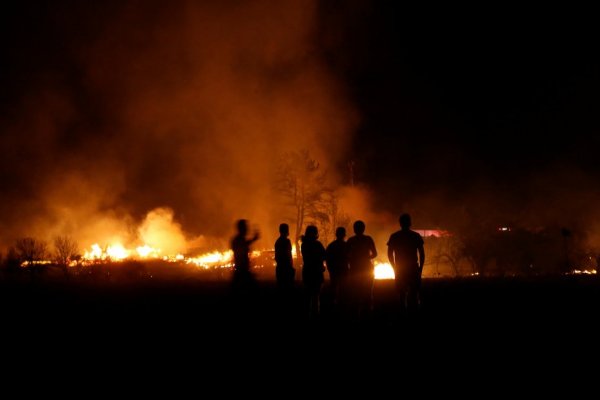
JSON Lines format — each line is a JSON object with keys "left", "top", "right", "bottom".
{"left": 427, "top": 225, "right": 594, "bottom": 277}
{"left": 1, "top": 235, "right": 79, "bottom": 279}
{"left": 1, "top": 149, "right": 598, "bottom": 280}
{"left": 274, "top": 149, "right": 351, "bottom": 258}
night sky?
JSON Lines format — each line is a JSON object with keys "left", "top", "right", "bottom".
{"left": 1, "top": 1, "right": 600, "bottom": 250}
{"left": 321, "top": 3, "right": 600, "bottom": 232}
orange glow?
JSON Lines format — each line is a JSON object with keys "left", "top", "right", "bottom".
{"left": 187, "top": 250, "right": 233, "bottom": 269}
{"left": 77, "top": 239, "right": 401, "bottom": 280}
{"left": 82, "top": 241, "right": 237, "bottom": 269}
{"left": 374, "top": 262, "right": 395, "bottom": 280}
{"left": 84, "top": 242, "right": 131, "bottom": 261}
{"left": 570, "top": 269, "right": 597, "bottom": 275}
{"left": 136, "top": 245, "right": 161, "bottom": 258}
{"left": 85, "top": 243, "right": 104, "bottom": 260}
{"left": 106, "top": 244, "right": 129, "bottom": 260}
{"left": 78, "top": 239, "right": 398, "bottom": 280}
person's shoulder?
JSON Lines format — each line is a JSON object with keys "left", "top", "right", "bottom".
{"left": 388, "top": 230, "right": 402, "bottom": 240}
{"left": 410, "top": 229, "right": 424, "bottom": 241}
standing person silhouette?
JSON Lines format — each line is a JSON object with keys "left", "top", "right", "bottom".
{"left": 387, "top": 213, "right": 425, "bottom": 314}
{"left": 275, "top": 223, "right": 295, "bottom": 290}
{"left": 346, "top": 220, "right": 377, "bottom": 318}
{"left": 326, "top": 227, "right": 349, "bottom": 308}
{"left": 300, "top": 225, "right": 326, "bottom": 319}
{"left": 231, "top": 219, "right": 260, "bottom": 295}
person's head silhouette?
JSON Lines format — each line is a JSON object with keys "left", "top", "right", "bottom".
{"left": 353, "top": 220, "right": 365, "bottom": 235}
{"left": 279, "top": 223, "right": 289, "bottom": 237}
{"left": 304, "top": 225, "right": 319, "bottom": 240}
{"left": 399, "top": 213, "right": 411, "bottom": 229}
{"left": 236, "top": 219, "right": 248, "bottom": 235}
{"left": 335, "top": 227, "right": 346, "bottom": 240}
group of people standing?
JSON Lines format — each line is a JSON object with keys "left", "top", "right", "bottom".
{"left": 231, "top": 213, "right": 425, "bottom": 319}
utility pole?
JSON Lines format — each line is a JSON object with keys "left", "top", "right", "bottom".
{"left": 348, "top": 160, "right": 355, "bottom": 187}
{"left": 561, "top": 227, "right": 571, "bottom": 274}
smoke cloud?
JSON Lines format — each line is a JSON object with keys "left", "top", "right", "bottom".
{"left": 4, "top": 1, "right": 598, "bottom": 261}
{"left": 0, "top": 0, "right": 357, "bottom": 252}
{"left": 138, "top": 207, "right": 186, "bottom": 256}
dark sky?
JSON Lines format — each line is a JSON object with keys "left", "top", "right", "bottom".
{"left": 1, "top": 1, "right": 600, "bottom": 249}
{"left": 320, "top": 3, "right": 600, "bottom": 229}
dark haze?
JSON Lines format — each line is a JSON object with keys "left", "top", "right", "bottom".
{"left": 0, "top": 1, "right": 356, "bottom": 251}
{"left": 319, "top": 3, "right": 600, "bottom": 251}
{"left": 2, "top": 2, "right": 600, "bottom": 253}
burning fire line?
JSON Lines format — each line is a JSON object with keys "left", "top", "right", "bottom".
{"left": 79, "top": 242, "right": 397, "bottom": 279}
{"left": 373, "top": 262, "right": 395, "bottom": 280}
{"left": 28, "top": 241, "right": 598, "bottom": 279}
{"left": 79, "top": 242, "right": 236, "bottom": 269}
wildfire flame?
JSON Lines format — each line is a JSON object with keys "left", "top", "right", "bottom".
{"left": 374, "top": 262, "right": 395, "bottom": 280}
{"left": 570, "top": 269, "right": 597, "bottom": 275}
{"left": 187, "top": 250, "right": 233, "bottom": 269}
{"left": 136, "top": 245, "right": 161, "bottom": 258}
{"left": 84, "top": 243, "right": 150, "bottom": 261}
{"left": 79, "top": 240, "right": 401, "bottom": 280}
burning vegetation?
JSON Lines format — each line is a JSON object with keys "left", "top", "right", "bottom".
{"left": 1, "top": 214, "right": 597, "bottom": 282}
{"left": 1, "top": 2, "right": 600, "bottom": 284}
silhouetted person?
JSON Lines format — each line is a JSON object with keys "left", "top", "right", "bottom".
{"left": 561, "top": 227, "right": 572, "bottom": 273}
{"left": 346, "top": 220, "right": 377, "bottom": 318}
{"left": 387, "top": 213, "right": 425, "bottom": 314}
{"left": 275, "top": 223, "right": 295, "bottom": 289}
{"left": 326, "top": 227, "right": 349, "bottom": 307}
{"left": 231, "top": 219, "right": 260, "bottom": 296}
{"left": 301, "top": 225, "right": 326, "bottom": 319}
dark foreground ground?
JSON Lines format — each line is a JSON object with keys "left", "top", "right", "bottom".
{"left": 2, "top": 273, "right": 599, "bottom": 336}
{"left": 1, "top": 272, "right": 599, "bottom": 386}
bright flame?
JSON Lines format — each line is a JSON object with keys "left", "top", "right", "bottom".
{"left": 138, "top": 207, "right": 186, "bottom": 256}
{"left": 106, "top": 243, "right": 129, "bottom": 260}
{"left": 83, "top": 242, "right": 131, "bottom": 261}
{"left": 571, "top": 269, "right": 597, "bottom": 275}
{"left": 85, "top": 243, "right": 104, "bottom": 259}
{"left": 374, "top": 262, "right": 395, "bottom": 280}
{"left": 82, "top": 241, "right": 237, "bottom": 269}
{"left": 187, "top": 250, "right": 233, "bottom": 269}
{"left": 83, "top": 242, "right": 164, "bottom": 261}
{"left": 136, "top": 245, "right": 161, "bottom": 258}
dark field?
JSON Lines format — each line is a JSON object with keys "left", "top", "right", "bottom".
{"left": 2, "top": 268, "right": 599, "bottom": 339}
{"left": 2, "top": 268, "right": 600, "bottom": 385}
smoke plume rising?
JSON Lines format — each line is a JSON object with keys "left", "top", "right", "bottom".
{"left": 0, "top": 0, "right": 356, "bottom": 252}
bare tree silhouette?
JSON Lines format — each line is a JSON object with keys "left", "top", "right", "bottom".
{"left": 15, "top": 237, "right": 48, "bottom": 278}
{"left": 274, "top": 149, "right": 333, "bottom": 258}
{"left": 54, "top": 235, "right": 79, "bottom": 278}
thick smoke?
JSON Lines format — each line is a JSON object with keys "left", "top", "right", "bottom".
{"left": 4, "top": 1, "right": 599, "bottom": 262}
{"left": 0, "top": 1, "right": 356, "bottom": 252}
{"left": 138, "top": 207, "right": 187, "bottom": 256}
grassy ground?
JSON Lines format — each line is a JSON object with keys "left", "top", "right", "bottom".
{"left": 2, "top": 270, "right": 598, "bottom": 388}
{"left": 2, "top": 270, "right": 599, "bottom": 334}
